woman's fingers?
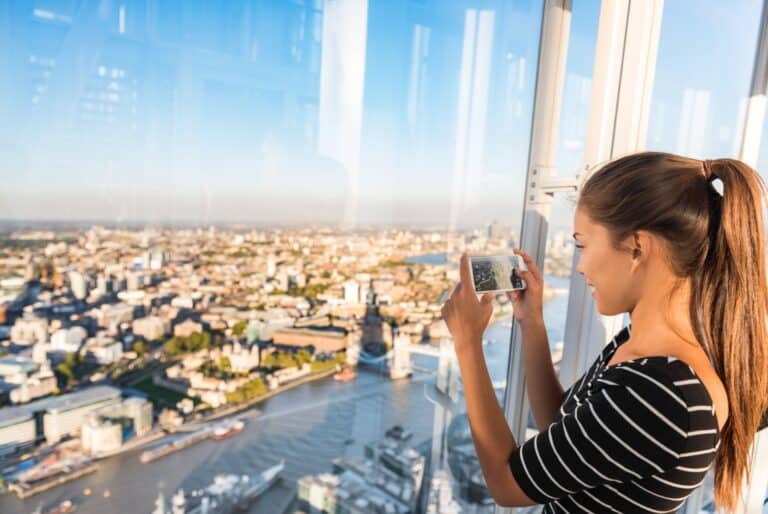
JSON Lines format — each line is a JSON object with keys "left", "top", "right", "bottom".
{"left": 513, "top": 249, "right": 542, "bottom": 283}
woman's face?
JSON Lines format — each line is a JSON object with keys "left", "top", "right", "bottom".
{"left": 573, "top": 206, "right": 639, "bottom": 316}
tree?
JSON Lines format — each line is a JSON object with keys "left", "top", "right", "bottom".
{"left": 276, "top": 351, "right": 297, "bottom": 369}
{"left": 55, "top": 352, "right": 80, "bottom": 387}
{"left": 225, "top": 376, "right": 268, "bottom": 404}
{"left": 56, "top": 361, "right": 75, "bottom": 385}
{"left": 232, "top": 320, "right": 247, "bottom": 337}
{"left": 164, "top": 331, "right": 212, "bottom": 356}
{"left": 295, "top": 349, "right": 312, "bottom": 366}
{"left": 262, "top": 353, "right": 278, "bottom": 369}
{"left": 133, "top": 341, "right": 148, "bottom": 357}
{"left": 165, "top": 336, "right": 181, "bottom": 355}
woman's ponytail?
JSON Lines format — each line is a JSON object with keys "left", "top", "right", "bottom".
{"left": 695, "top": 158, "right": 768, "bottom": 512}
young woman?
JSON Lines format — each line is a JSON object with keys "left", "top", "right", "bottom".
{"left": 441, "top": 152, "right": 768, "bottom": 512}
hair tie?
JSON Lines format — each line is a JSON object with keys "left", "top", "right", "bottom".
{"left": 702, "top": 159, "right": 725, "bottom": 202}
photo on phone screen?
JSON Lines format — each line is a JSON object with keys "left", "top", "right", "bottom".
{"left": 470, "top": 255, "right": 526, "bottom": 293}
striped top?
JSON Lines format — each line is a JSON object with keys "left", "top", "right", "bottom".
{"left": 508, "top": 324, "right": 721, "bottom": 513}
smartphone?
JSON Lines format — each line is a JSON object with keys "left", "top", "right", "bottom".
{"left": 469, "top": 254, "right": 528, "bottom": 293}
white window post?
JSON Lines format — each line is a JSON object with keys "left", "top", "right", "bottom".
{"left": 558, "top": 0, "right": 663, "bottom": 391}
{"left": 497, "top": 1, "right": 575, "bottom": 513}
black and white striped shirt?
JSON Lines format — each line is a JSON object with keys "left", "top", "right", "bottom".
{"left": 508, "top": 324, "right": 721, "bottom": 513}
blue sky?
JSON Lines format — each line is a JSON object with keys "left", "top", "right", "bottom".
{"left": 0, "top": 0, "right": 764, "bottom": 229}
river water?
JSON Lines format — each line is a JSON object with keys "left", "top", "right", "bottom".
{"left": 0, "top": 276, "right": 572, "bottom": 514}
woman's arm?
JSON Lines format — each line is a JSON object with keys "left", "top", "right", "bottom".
{"left": 455, "top": 339, "right": 537, "bottom": 507}
{"left": 506, "top": 249, "right": 564, "bottom": 430}
{"left": 441, "top": 253, "right": 538, "bottom": 507}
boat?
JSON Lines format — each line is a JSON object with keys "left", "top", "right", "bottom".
{"left": 159, "top": 460, "right": 285, "bottom": 514}
{"left": 32, "top": 499, "right": 76, "bottom": 514}
{"left": 333, "top": 367, "right": 356, "bottom": 382}
{"left": 212, "top": 420, "right": 245, "bottom": 441}
{"left": 150, "top": 491, "right": 166, "bottom": 514}
{"left": 140, "top": 429, "right": 211, "bottom": 463}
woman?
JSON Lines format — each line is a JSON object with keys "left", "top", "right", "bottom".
{"left": 441, "top": 152, "right": 768, "bottom": 512}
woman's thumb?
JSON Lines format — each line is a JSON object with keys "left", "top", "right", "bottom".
{"left": 481, "top": 293, "right": 494, "bottom": 304}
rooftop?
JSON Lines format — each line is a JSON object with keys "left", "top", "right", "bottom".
{"left": 0, "top": 385, "right": 121, "bottom": 428}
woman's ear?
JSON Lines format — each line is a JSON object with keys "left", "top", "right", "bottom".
{"left": 628, "top": 230, "right": 658, "bottom": 276}
{"left": 619, "top": 230, "right": 649, "bottom": 276}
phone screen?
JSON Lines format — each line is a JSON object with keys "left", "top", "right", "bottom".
{"left": 470, "top": 255, "right": 525, "bottom": 292}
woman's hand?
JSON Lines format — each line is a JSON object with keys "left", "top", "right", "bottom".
{"left": 441, "top": 253, "right": 494, "bottom": 353}
{"left": 506, "top": 249, "right": 544, "bottom": 328}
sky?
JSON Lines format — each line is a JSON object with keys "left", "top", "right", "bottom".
{"left": 0, "top": 0, "right": 765, "bottom": 230}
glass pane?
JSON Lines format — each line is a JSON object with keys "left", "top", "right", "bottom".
{"left": 646, "top": 0, "right": 764, "bottom": 159}
{"left": 543, "top": 194, "right": 577, "bottom": 380}
{"left": 0, "top": 1, "right": 542, "bottom": 514}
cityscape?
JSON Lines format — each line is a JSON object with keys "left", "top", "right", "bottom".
{"left": 0, "top": 221, "right": 574, "bottom": 513}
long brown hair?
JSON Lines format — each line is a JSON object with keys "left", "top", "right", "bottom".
{"left": 577, "top": 151, "right": 768, "bottom": 512}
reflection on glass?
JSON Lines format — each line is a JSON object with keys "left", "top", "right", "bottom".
{"left": 647, "top": 0, "right": 763, "bottom": 159}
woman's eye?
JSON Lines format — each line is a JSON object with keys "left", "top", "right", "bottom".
{"left": 575, "top": 244, "right": 585, "bottom": 250}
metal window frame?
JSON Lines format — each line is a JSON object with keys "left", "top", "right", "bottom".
{"left": 498, "top": 1, "right": 663, "bottom": 513}
{"left": 496, "top": 3, "right": 574, "bottom": 513}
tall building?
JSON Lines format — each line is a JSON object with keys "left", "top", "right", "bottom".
{"left": 390, "top": 333, "right": 412, "bottom": 380}
{"left": 68, "top": 271, "right": 89, "bottom": 300}
{"left": 343, "top": 280, "right": 360, "bottom": 304}
{"left": 0, "top": 385, "right": 124, "bottom": 452}
{"left": 132, "top": 316, "right": 170, "bottom": 342}
{"left": 82, "top": 333, "right": 124, "bottom": 364}
{"left": 50, "top": 326, "right": 87, "bottom": 354}
{"left": 273, "top": 327, "right": 348, "bottom": 354}
{"left": 487, "top": 219, "right": 511, "bottom": 240}
{"left": 0, "top": 356, "right": 56, "bottom": 405}
{"left": 81, "top": 396, "right": 153, "bottom": 454}
{"left": 10, "top": 315, "right": 48, "bottom": 345}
